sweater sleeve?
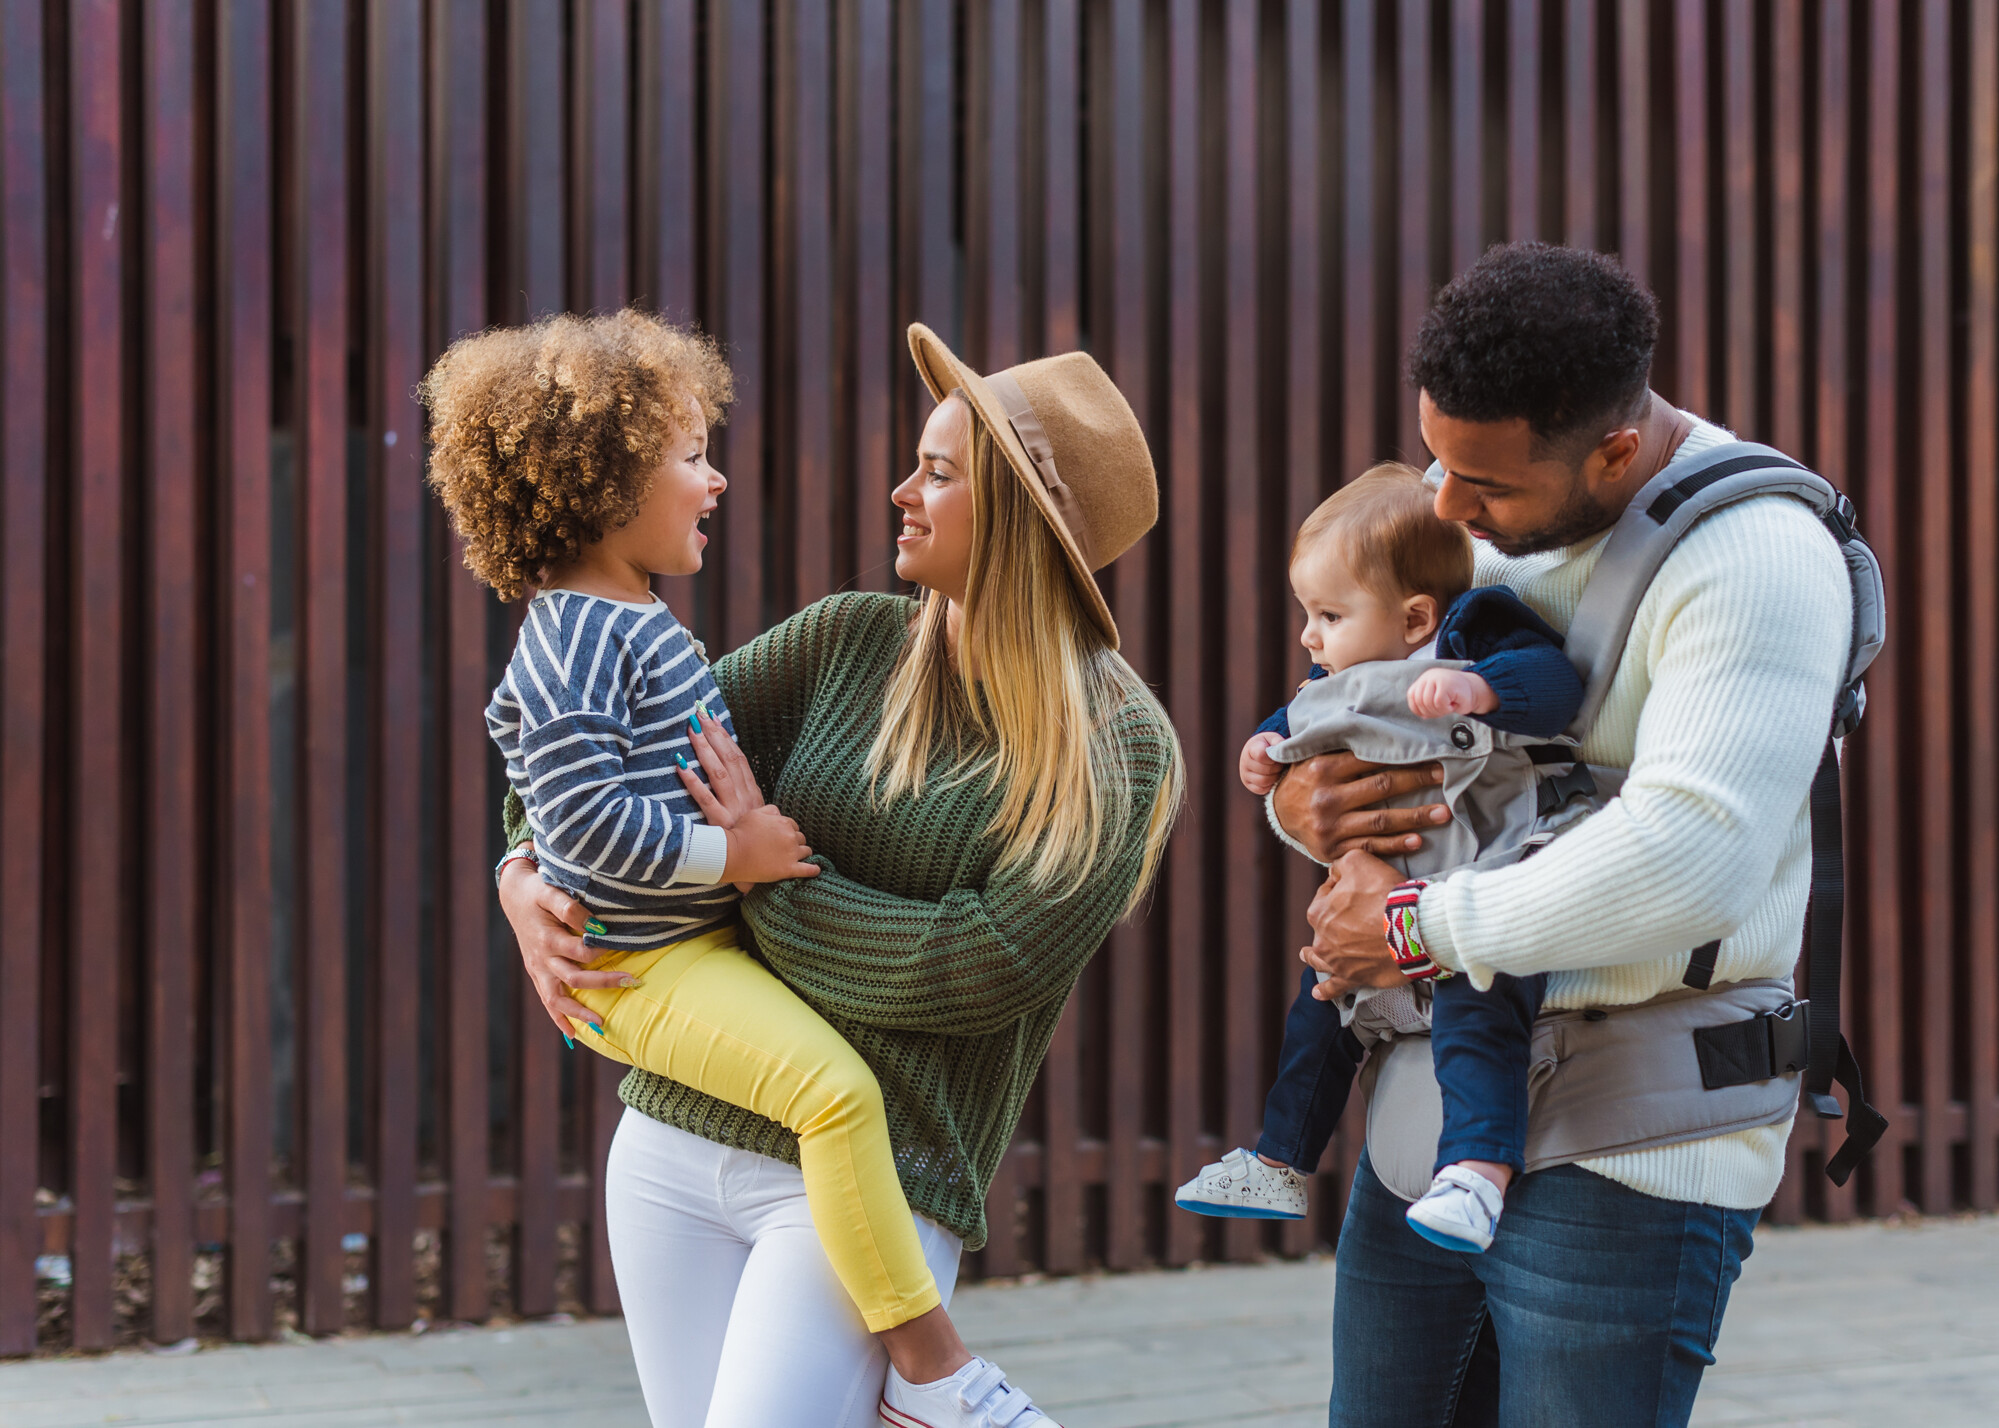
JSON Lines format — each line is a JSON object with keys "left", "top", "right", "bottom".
{"left": 712, "top": 592, "right": 907, "bottom": 795}
{"left": 1439, "top": 587, "right": 1586, "bottom": 738}
{"left": 1419, "top": 499, "right": 1850, "bottom": 984}
{"left": 742, "top": 709, "right": 1172, "bottom": 1037}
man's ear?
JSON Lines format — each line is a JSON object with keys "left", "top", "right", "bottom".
{"left": 1402, "top": 593, "right": 1442, "bottom": 647}
{"left": 1588, "top": 425, "right": 1644, "bottom": 490}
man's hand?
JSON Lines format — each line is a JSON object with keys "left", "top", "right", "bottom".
{"left": 1302, "top": 851, "right": 1409, "bottom": 999}
{"left": 1269, "top": 750, "right": 1451, "bottom": 864}
{"left": 1239, "top": 732, "right": 1285, "bottom": 796}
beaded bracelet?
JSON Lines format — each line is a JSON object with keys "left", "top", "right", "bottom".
{"left": 1383, "top": 879, "right": 1439, "bottom": 980}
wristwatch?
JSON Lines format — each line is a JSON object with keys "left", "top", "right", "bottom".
{"left": 494, "top": 841, "right": 538, "bottom": 888}
{"left": 1383, "top": 879, "right": 1440, "bottom": 980}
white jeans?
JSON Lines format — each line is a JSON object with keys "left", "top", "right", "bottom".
{"left": 605, "top": 1108, "right": 965, "bottom": 1428}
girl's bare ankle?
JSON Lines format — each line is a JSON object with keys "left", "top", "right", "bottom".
{"left": 878, "top": 1305, "right": 974, "bottom": 1385}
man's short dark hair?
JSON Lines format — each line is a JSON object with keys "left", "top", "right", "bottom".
{"left": 1408, "top": 242, "right": 1660, "bottom": 462}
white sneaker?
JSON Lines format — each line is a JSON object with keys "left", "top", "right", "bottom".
{"left": 1404, "top": 1164, "right": 1506, "bottom": 1253}
{"left": 1173, "top": 1147, "right": 1309, "bottom": 1220}
{"left": 881, "top": 1356, "right": 1057, "bottom": 1428}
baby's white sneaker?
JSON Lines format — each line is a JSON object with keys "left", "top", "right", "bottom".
{"left": 881, "top": 1356, "right": 1057, "bottom": 1428}
{"left": 1404, "top": 1163, "right": 1506, "bottom": 1253}
{"left": 1173, "top": 1147, "right": 1309, "bottom": 1220}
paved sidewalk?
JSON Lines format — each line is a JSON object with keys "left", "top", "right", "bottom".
{"left": 5, "top": 1215, "right": 1997, "bottom": 1427}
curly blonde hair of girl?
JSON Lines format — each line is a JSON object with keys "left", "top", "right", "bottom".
{"left": 419, "top": 309, "right": 734, "bottom": 601}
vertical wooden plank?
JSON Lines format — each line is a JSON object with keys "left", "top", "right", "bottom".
{"left": 1770, "top": 0, "right": 1805, "bottom": 458}
{"left": 1859, "top": 0, "right": 1905, "bottom": 1215}
{"left": 294, "top": 0, "right": 351, "bottom": 1338}
{"left": 1398, "top": 0, "right": 1431, "bottom": 460}
{"left": 1615, "top": 0, "right": 1649, "bottom": 283}
{"left": 715, "top": 0, "right": 766, "bottom": 649}
{"left": 505, "top": 0, "right": 563, "bottom": 1324}
{"left": 1722, "top": 0, "right": 1755, "bottom": 435}
{"left": 971, "top": 0, "right": 1029, "bottom": 1275}
{"left": 791, "top": 0, "right": 836, "bottom": 608}
{"left": 1280, "top": 0, "right": 1323, "bottom": 1259}
{"left": 1814, "top": 0, "right": 1858, "bottom": 1221}
{"left": 1768, "top": 0, "right": 1810, "bottom": 1224}
{"left": 434, "top": 0, "right": 493, "bottom": 1323}
{"left": 577, "top": 0, "right": 630, "bottom": 312}
{"left": 0, "top": 0, "right": 48, "bottom": 1359}
{"left": 1563, "top": 0, "right": 1598, "bottom": 249}
{"left": 219, "top": 0, "right": 276, "bottom": 1341}
{"left": 1914, "top": 0, "right": 1952, "bottom": 1217}
{"left": 144, "top": 0, "right": 199, "bottom": 1348}
{"left": 68, "top": 0, "right": 124, "bottom": 1352}
{"left": 1672, "top": 0, "right": 1709, "bottom": 412}
{"left": 1101, "top": 0, "right": 1147, "bottom": 1275}
{"left": 369, "top": 0, "right": 424, "bottom": 1332}
{"left": 1966, "top": 0, "right": 1999, "bottom": 1217}
{"left": 1507, "top": 0, "right": 1542, "bottom": 241}
{"left": 1344, "top": 0, "right": 1378, "bottom": 475}
{"left": 1450, "top": 0, "right": 1485, "bottom": 276}
{"left": 641, "top": 0, "right": 699, "bottom": 619}
{"left": 1221, "top": 0, "right": 1263, "bottom": 1265}
{"left": 1038, "top": 0, "right": 1087, "bottom": 1276}
{"left": 1162, "top": 0, "right": 1205, "bottom": 1271}
{"left": 847, "top": 0, "right": 894, "bottom": 591}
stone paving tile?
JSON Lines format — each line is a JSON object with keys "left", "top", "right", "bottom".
{"left": 5, "top": 1215, "right": 1999, "bottom": 1427}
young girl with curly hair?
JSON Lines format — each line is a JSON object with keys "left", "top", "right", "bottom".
{"left": 423, "top": 309, "right": 1064, "bottom": 1425}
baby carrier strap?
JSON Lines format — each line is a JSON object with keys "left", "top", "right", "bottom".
{"left": 1557, "top": 440, "right": 1888, "bottom": 1185}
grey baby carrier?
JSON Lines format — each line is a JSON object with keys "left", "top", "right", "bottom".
{"left": 1280, "top": 442, "right": 1888, "bottom": 1197}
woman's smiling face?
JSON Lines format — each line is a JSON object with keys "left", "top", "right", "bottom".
{"left": 891, "top": 394, "right": 976, "bottom": 602}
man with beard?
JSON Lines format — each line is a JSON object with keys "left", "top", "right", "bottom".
{"left": 1272, "top": 243, "right": 1852, "bottom": 1426}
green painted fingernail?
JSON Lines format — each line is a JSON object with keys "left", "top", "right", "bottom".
{"left": 675, "top": 753, "right": 690, "bottom": 769}
{"left": 690, "top": 709, "right": 701, "bottom": 732}
{"left": 585, "top": 918, "right": 607, "bottom": 936}
{"left": 562, "top": 1033, "right": 575, "bottom": 1050}
{"left": 588, "top": 1022, "right": 604, "bottom": 1036}
{"left": 618, "top": 975, "right": 640, "bottom": 989}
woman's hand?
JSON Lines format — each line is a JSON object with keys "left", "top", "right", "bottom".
{"left": 498, "top": 853, "right": 627, "bottom": 1037}
{"left": 675, "top": 706, "right": 766, "bottom": 828}
{"left": 1302, "top": 851, "right": 1409, "bottom": 998}
{"left": 1269, "top": 751, "right": 1452, "bottom": 863}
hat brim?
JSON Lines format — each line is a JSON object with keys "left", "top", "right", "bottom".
{"left": 906, "top": 324, "right": 1120, "bottom": 649}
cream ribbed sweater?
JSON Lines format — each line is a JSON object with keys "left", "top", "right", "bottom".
{"left": 1416, "top": 417, "right": 1851, "bottom": 1208}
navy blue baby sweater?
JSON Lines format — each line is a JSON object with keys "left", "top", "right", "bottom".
{"left": 1256, "top": 586, "right": 1584, "bottom": 741}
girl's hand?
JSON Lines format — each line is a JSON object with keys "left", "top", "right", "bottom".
{"left": 1239, "top": 732, "right": 1286, "bottom": 796}
{"left": 1407, "top": 668, "right": 1499, "bottom": 720}
{"left": 497, "top": 851, "right": 628, "bottom": 1038}
{"left": 721, "top": 805, "right": 822, "bottom": 885}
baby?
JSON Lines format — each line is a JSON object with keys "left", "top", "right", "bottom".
{"left": 1175, "top": 463, "right": 1584, "bottom": 1251}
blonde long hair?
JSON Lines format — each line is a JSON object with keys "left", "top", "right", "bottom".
{"left": 865, "top": 401, "right": 1183, "bottom": 914}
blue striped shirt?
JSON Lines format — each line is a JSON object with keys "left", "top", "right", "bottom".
{"left": 487, "top": 589, "right": 738, "bottom": 950}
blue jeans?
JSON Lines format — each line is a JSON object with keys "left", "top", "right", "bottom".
{"left": 1255, "top": 968, "right": 1365, "bottom": 1170}
{"left": 1255, "top": 968, "right": 1545, "bottom": 1175}
{"left": 1329, "top": 1153, "right": 1759, "bottom": 1428}
{"left": 1431, "top": 971, "right": 1546, "bottom": 1173}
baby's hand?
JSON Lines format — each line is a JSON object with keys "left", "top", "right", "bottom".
{"left": 1407, "top": 669, "right": 1500, "bottom": 721}
{"left": 721, "top": 804, "right": 821, "bottom": 885}
{"left": 1239, "top": 731, "right": 1285, "bottom": 796}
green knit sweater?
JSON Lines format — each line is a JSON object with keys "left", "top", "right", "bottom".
{"left": 501, "top": 591, "right": 1174, "bottom": 1249}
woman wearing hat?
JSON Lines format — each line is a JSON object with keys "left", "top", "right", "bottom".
{"left": 498, "top": 325, "right": 1182, "bottom": 1428}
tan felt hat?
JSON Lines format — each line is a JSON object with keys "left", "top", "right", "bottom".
{"left": 906, "top": 323, "right": 1158, "bottom": 649}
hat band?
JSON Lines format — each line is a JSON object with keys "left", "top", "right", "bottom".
{"left": 986, "top": 371, "right": 1099, "bottom": 569}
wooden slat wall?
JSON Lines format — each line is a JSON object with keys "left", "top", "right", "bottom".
{"left": 6, "top": 0, "right": 1999, "bottom": 1352}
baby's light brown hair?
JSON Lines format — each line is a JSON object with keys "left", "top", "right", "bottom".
{"left": 419, "top": 309, "right": 733, "bottom": 602}
{"left": 1292, "top": 461, "right": 1473, "bottom": 611}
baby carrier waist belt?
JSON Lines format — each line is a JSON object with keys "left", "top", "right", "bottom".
{"left": 1358, "top": 978, "right": 1808, "bottom": 1203}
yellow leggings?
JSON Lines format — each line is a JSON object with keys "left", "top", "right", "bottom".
{"left": 570, "top": 926, "right": 941, "bottom": 1333}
